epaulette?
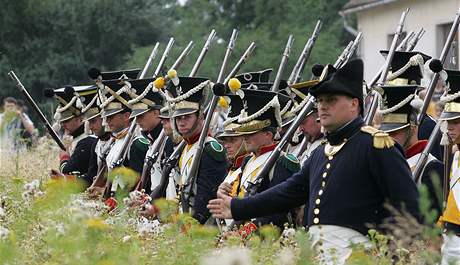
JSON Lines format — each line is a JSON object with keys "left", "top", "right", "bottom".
{"left": 277, "top": 153, "right": 300, "bottom": 173}
{"left": 133, "top": 136, "right": 149, "bottom": 152}
{"left": 204, "top": 140, "right": 226, "bottom": 161}
{"left": 360, "top": 126, "right": 394, "bottom": 149}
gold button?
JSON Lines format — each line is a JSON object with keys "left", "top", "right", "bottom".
{"left": 322, "top": 172, "right": 327, "bottom": 178}
{"left": 328, "top": 156, "right": 333, "bottom": 160}
{"left": 321, "top": 181, "right": 326, "bottom": 187}
{"left": 314, "top": 208, "right": 320, "bottom": 215}
{"left": 318, "top": 189, "right": 323, "bottom": 196}
{"left": 315, "top": 198, "right": 321, "bottom": 205}
{"left": 313, "top": 217, "right": 319, "bottom": 224}
{"left": 326, "top": 163, "right": 331, "bottom": 169}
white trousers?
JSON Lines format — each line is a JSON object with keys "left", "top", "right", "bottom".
{"left": 441, "top": 233, "right": 460, "bottom": 265}
{"left": 308, "top": 225, "right": 372, "bottom": 265}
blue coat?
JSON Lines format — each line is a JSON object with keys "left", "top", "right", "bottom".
{"left": 231, "top": 117, "right": 421, "bottom": 235}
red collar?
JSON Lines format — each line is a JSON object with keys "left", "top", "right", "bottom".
{"left": 405, "top": 140, "right": 428, "bottom": 158}
{"left": 232, "top": 153, "right": 250, "bottom": 169}
{"left": 256, "top": 143, "right": 277, "bottom": 156}
{"left": 184, "top": 131, "right": 201, "bottom": 145}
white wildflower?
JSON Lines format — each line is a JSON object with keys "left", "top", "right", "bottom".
{"left": 137, "top": 217, "right": 163, "bottom": 236}
{"left": 0, "top": 207, "right": 5, "bottom": 218}
{"left": 122, "top": 235, "right": 131, "bottom": 243}
{"left": 201, "top": 247, "right": 251, "bottom": 265}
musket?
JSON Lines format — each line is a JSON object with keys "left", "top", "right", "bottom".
{"left": 443, "top": 143, "right": 452, "bottom": 208}
{"left": 189, "top": 29, "right": 217, "bottom": 77}
{"left": 288, "top": 20, "right": 323, "bottom": 85}
{"left": 136, "top": 42, "right": 195, "bottom": 192}
{"left": 8, "top": 71, "right": 66, "bottom": 151}
{"left": 180, "top": 40, "right": 257, "bottom": 213}
{"left": 170, "top": 41, "right": 195, "bottom": 70}
{"left": 292, "top": 137, "right": 309, "bottom": 159}
{"left": 139, "top": 42, "right": 160, "bottom": 78}
{"left": 341, "top": 32, "right": 363, "bottom": 67}
{"left": 333, "top": 41, "right": 354, "bottom": 68}
{"left": 406, "top": 28, "right": 426, "bottom": 51}
{"left": 154, "top": 38, "right": 175, "bottom": 78}
{"left": 181, "top": 29, "right": 238, "bottom": 213}
{"left": 396, "top": 30, "right": 415, "bottom": 52}
{"left": 413, "top": 9, "right": 460, "bottom": 183}
{"left": 364, "top": 8, "right": 410, "bottom": 125}
{"left": 271, "top": 35, "right": 294, "bottom": 92}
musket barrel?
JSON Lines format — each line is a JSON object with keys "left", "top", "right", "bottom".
{"left": 364, "top": 8, "right": 410, "bottom": 125}
{"left": 271, "top": 35, "right": 294, "bottom": 92}
{"left": 189, "top": 29, "right": 217, "bottom": 77}
{"left": 8, "top": 71, "right": 66, "bottom": 151}
{"left": 334, "top": 41, "right": 353, "bottom": 68}
{"left": 154, "top": 37, "right": 175, "bottom": 78}
{"left": 139, "top": 42, "right": 160, "bottom": 78}
{"left": 288, "top": 19, "right": 323, "bottom": 85}
{"left": 170, "top": 41, "right": 194, "bottom": 70}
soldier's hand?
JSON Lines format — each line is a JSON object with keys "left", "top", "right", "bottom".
{"left": 49, "top": 169, "right": 65, "bottom": 179}
{"left": 207, "top": 193, "right": 232, "bottom": 219}
{"left": 140, "top": 203, "right": 159, "bottom": 219}
{"left": 87, "top": 186, "right": 104, "bottom": 198}
{"left": 217, "top": 182, "right": 232, "bottom": 197}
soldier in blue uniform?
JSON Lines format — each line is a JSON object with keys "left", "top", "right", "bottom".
{"left": 208, "top": 59, "right": 420, "bottom": 264}
{"left": 45, "top": 85, "right": 98, "bottom": 184}
{"left": 217, "top": 88, "right": 300, "bottom": 234}
{"left": 378, "top": 84, "right": 444, "bottom": 216}
{"left": 162, "top": 75, "right": 228, "bottom": 224}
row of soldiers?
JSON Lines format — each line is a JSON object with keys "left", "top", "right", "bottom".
{"left": 40, "top": 38, "right": 460, "bottom": 264}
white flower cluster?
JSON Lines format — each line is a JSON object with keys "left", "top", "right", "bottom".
{"left": 136, "top": 216, "right": 163, "bottom": 237}
{"left": 123, "top": 190, "right": 152, "bottom": 208}
{"left": 68, "top": 195, "right": 109, "bottom": 219}
{"left": 280, "top": 227, "right": 297, "bottom": 247}
{"left": 22, "top": 179, "right": 44, "bottom": 203}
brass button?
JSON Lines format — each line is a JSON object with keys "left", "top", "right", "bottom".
{"left": 318, "top": 189, "right": 323, "bottom": 196}
{"left": 315, "top": 198, "right": 321, "bottom": 205}
{"left": 326, "top": 163, "right": 331, "bottom": 169}
{"left": 314, "top": 208, "right": 320, "bottom": 215}
{"left": 313, "top": 217, "right": 319, "bottom": 224}
{"left": 321, "top": 181, "right": 326, "bottom": 187}
{"left": 322, "top": 172, "right": 327, "bottom": 178}
{"left": 328, "top": 156, "right": 333, "bottom": 160}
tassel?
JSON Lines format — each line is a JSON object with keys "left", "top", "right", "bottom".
{"left": 410, "top": 94, "right": 423, "bottom": 111}
{"left": 76, "top": 98, "right": 83, "bottom": 109}
{"left": 440, "top": 121, "right": 450, "bottom": 146}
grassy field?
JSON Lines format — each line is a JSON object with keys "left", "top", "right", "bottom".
{"left": 0, "top": 140, "right": 444, "bottom": 264}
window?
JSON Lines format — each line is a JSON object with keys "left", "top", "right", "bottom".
{"left": 437, "top": 22, "right": 459, "bottom": 69}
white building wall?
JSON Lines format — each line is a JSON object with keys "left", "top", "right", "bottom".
{"left": 356, "top": 0, "right": 460, "bottom": 82}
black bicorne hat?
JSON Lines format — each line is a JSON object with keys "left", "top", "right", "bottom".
{"left": 310, "top": 59, "right": 364, "bottom": 109}
{"left": 88, "top": 68, "right": 141, "bottom": 81}
{"left": 98, "top": 79, "right": 136, "bottom": 118}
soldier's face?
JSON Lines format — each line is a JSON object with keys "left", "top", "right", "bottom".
{"left": 222, "top": 136, "right": 244, "bottom": 160}
{"left": 244, "top": 131, "right": 272, "bottom": 154}
{"left": 136, "top": 110, "right": 160, "bottom": 132}
{"left": 299, "top": 112, "right": 321, "bottom": 140}
{"left": 175, "top": 113, "right": 199, "bottom": 136}
{"left": 317, "top": 94, "right": 359, "bottom": 132}
{"left": 447, "top": 118, "right": 460, "bottom": 143}
{"left": 88, "top": 116, "right": 104, "bottom": 137}
{"left": 106, "top": 112, "right": 130, "bottom": 133}
{"left": 160, "top": 118, "right": 173, "bottom": 136}
{"left": 60, "top": 116, "right": 82, "bottom": 135}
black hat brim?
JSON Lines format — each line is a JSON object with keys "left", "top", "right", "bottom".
{"left": 129, "top": 108, "right": 150, "bottom": 119}
{"left": 440, "top": 111, "right": 460, "bottom": 121}
{"left": 171, "top": 108, "right": 198, "bottom": 118}
{"left": 380, "top": 123, "right": 410, "bottom": 133}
